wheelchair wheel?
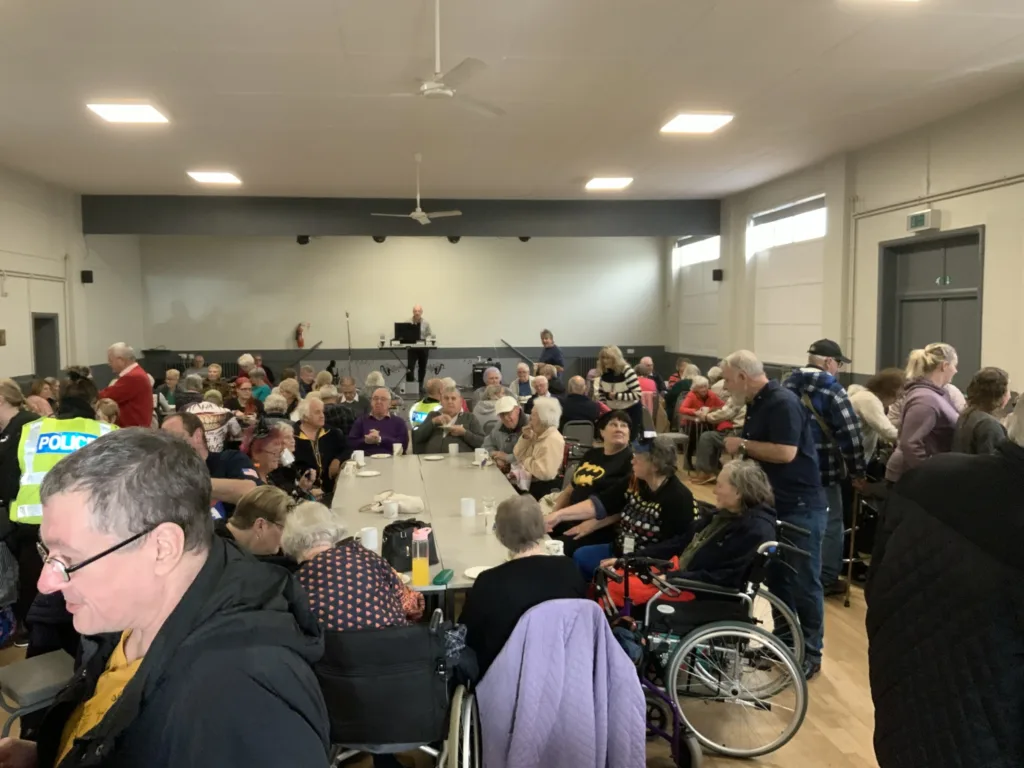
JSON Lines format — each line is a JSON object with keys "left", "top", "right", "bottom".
{"left": 751, "top": 586, "right": 805, "bottom": 667}
{"left": 454, "top": 689, "right": 480, "bottom": 768}
{"left": 667, "top": 621, "right": 807, "bottom": 759}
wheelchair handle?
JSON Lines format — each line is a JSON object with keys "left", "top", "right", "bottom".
{"left": 757, "top": 540, "right": 812, "bottom": 559}
{"left": 598, "top": 566, "right": 624, "bottom": 584}
{"left": 777, "top": 520, "right": 811, "bottom": 537}
{"left": 616, "top": 555, "right": 675, "bottom": 570}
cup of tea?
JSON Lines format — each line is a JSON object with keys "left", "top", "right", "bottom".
{"left": 460, "top": 497, "right": 476, "bottom": 518}
{"left": 353, "top": 450, "right": 366, "bottom": 466}
{"left": 383, "top": 500, "right": 399, "bottom": 519}
{"left": 392, "top": 442, "right": 404, "bottom": 457}
{"left": 447, "top": 443, "right": 460, "bottom": 456}
{"left": 359, "top": 526, "right": 379, "bottom": 552}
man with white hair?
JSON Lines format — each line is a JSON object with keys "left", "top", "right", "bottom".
{"left": 639, "top": 356, "right": 667, "bottom": 394}
{"left": 720, "top": 349, "right": 827, "bottom": 680}
{"left": 483, "top": 397, "right": 528, "bottom": 470}
{"left": 559, "top": 375, "right": 601, "bottom": 429}
{"left": 8, "top": 429, "right": 329, "bottom": 767}
{"left": 99, "top": 342, "right": 153, "bottom": 428}
{"left": 514, "top": 362, "right": 534, "bottom": 404}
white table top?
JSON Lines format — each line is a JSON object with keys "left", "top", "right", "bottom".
{"left": 331, "top": 454, "right": 518, "bottom": 590}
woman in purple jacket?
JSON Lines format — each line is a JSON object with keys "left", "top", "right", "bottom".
{"left": 886, "top": 343, "right": 959, "bottom": 483}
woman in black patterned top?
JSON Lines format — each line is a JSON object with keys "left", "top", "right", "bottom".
{"left": 282, "top": 502, "right": 424, "bottom": 631}
{"left": 593, "top": 345, "right": 643, "bottom": 440}
{"left": 571, "top": 435, "right": 696, "bottom": 580}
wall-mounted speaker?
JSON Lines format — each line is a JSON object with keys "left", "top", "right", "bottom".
{"left": 712, "top": 269, "right": 724, "bottom": 282}
{"left": 80, "top": 270, "right": 94, "bottom": 284}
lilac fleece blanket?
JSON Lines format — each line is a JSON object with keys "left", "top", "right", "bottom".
{"left": 476, "top": 599, "right": 646, "bottom": 768}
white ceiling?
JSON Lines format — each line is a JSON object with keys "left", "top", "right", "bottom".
{"left": 3, "top": 0, "right": 1024, "bottom": 199}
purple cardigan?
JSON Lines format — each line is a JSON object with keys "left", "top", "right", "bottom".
{"left": 476, "top": 599, "right": 646, "bottom": 768}
{"left": 886, "top": 379, "right": 960, "bottom": 482}
{"left": 347, "top": 413, "right": 409, "bottom": 456}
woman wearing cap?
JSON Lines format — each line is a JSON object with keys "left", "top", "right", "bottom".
{"left": 572, "top": 435, "right": 696, "bottom": 580}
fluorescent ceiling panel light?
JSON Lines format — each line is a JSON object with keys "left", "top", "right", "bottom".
{"left": 187, "top": 171, "right": 242, "bottom": 184}
{"left": 86, "top": 103, "right": 168, "bottom": 123}
{"left": 660, "top": 113, "right": 734, "bottom": 134}
{"left": 585, "top": 177, "right": 633, "bottom": 191}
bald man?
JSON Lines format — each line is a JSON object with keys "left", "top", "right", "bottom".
{"left": 640, "top": 356, "right": 668, "bottom": 394}
{"left": 407, "top": 304, "right": 434, "bottom": 392}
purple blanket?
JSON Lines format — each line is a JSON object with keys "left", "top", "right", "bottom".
{"left": 476, "top": 599, "right": 646, "bottom": 768}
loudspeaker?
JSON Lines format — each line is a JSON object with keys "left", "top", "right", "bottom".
{"left": 712, "top": 268, "right": 724, "bottom": 282}
{"left": 80, "top": 270, "right": 94, "bottom": 284}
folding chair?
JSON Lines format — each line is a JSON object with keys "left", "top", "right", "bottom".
{"left": 0, "top": 651, "right": 75, "bottom": 738}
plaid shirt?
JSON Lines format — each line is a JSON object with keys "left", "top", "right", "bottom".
{"left": 783, "top": 367, "right": 866, "bottom": 486}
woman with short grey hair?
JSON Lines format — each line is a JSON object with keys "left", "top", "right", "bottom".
{"left": 575, "top": 435, "right": 696, "bottom": 580}
{"left": 459, "top": 495, "right": 587, "bottom": 676}
{"left": 512, "top": 397, "right": 566, "bottom": 495}
{"left": 286, "top": 502, "right": 424, "bottom": 634}
{"left": 174, "top": 373, "right": 205, "bottom": 412}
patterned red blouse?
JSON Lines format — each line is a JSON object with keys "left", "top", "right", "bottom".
{"left": 296, "top": 542, "right": 421, "bottom": 631}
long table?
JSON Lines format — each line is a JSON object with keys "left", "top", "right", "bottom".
{"left": 330, "top": 454, "right": 519, "bottom": 592}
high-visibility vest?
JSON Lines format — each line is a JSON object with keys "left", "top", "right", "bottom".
{"left": 11, "top": 418, "right": 116, "bottom": 524}
{"left": 408, "top": 399, "right": 441, "bottom": 426}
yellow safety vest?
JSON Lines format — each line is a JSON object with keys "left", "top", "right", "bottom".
{"left": 11, "top": 418, "right": 116, "bottom": 524}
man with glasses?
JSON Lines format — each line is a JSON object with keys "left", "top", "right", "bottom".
{"left": 161, "top": 412, "right": 258, "bottom": 519}
{"left": 0, "top": 429, "right": 329, "bottom": 768}
{"left": 783, "top": 339, "right": 867, "bottom": 601}
{"left": 347, "top": 388, "right": 409, "bottom": 456}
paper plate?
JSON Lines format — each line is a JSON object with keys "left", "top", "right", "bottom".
{"left": 356, "top": 470, "right": 381, "bottom": 478}
{"left": 464, "top": 565, "right": 493, "bottom": 581}
{"left": 422, "top": 455, "right": 446, "bottom": 461}
{"left": 371, "top": 454, "right": 391, "bottom": 460}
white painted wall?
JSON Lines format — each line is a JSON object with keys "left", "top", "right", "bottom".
{"left": 81, "top": 235, "right": 145, "bottom": 364}
{"left": 138, "top": 236, "right": 665, "bottom": 350}
{"left": 752, "top": 239, "right": 824, "bottom": 365}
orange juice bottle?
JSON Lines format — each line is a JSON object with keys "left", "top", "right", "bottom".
{"left": 411, "top": 527, "right": 431, "bottom": 587}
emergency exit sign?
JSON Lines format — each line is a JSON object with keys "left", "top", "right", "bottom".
{"left": 907, "top": 209, "right": 941, "bottom": 232}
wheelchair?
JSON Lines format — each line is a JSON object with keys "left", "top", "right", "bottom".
{"left": 595, "top": 520, "right": 811, "bottom": 762}
{"left": 316, "top": 609, "right": 481, "bottom": 768}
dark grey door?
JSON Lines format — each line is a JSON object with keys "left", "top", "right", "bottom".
{"left": 32, "top": 314, "right": 61, "bottom": 378}
{"left": 878, "top": 231, "right": 982, "bottom": 391}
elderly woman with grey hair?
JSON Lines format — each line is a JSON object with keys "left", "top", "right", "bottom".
{"left": 512, "top": 396, "right": 566, "bottom": 497}
{"left": 472, "top": 384, "right": 506, "bottom": 434}
{"left": 175, "top": 373, "right": 205, "bottom": 412}
{"left": 572, "top": 435, "right": 696, "bottom": 580}
{"left": 285, "top": 502, "right": 424, "bottom": 634}
{"left": 458, "top": 495, "right": 587, "bottom": 676}
{"left": 602, "top": 459, "right": 777, "bottom": 610}
{"left": 471, "top": 367, "right": 513, "bottom": 407}
{"left": 412, "top": 385, "right": 485, "bottom": 454}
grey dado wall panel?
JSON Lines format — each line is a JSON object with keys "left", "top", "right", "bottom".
{"left": 81, "top": 196, "right": 720, "bottom": 238}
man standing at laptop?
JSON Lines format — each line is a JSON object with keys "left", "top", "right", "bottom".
{"left": 407, "top": 305, "right": 433, "bottom": 394}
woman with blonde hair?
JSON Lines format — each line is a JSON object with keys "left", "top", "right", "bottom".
{"left": 313, "top": 370, "right": 333, "bottom": 391}
{"left": 886, "top": 343, "right": 960, "bottom": 483}
{"left": 94, "top": 398, "right": 120, "bottom": 424}
{"left": 593, "top": 345, "right": 643, "bottom": 440}
{"left": 276, "top": 377, "right": 301, "bottom": 418}
{"left": 215, "top": 485, "right": 297, "bottom": 567}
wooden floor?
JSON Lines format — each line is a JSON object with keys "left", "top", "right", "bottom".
{"left": 1, "top": 472, "right": 878, "bottom": 768}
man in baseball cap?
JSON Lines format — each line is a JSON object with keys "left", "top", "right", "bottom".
{"left": 806, "top": 339, "right": 851, "bottom": 369}
{"left": 484, "top": 396, "right": 527, "bottom": 471}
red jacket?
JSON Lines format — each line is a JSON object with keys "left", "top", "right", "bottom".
{"left": 679, "top": 390, "right": 728, "bottom": 427}
{"left": 100, "top": 365, "right": 153, "bottom": 428}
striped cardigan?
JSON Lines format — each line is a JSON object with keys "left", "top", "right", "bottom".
{"left": 594, "top": 365, "right": 642, "bottom": 410}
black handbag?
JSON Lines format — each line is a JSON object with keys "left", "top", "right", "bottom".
{"left": 381, "top": 519, "right": 439, "bottom": 572}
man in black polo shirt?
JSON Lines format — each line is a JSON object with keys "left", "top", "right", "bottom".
{"left": 721, "top": 350, "right": 827, "bottom": 680}
{"left": 162, "top": 412, "right": 260, "bottom": 519}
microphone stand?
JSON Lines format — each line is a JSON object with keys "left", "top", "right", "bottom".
{"left": 345, "top": 312, "right": 353, "bottom": 376}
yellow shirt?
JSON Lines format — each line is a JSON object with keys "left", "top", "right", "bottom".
{"left": 57, "top": 631, "right": 142, "bottom": 766}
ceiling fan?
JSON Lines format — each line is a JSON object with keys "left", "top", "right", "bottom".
{"left": 370, "top": 153, "right": 462, "bottom": 226}
{"left": 389, "top": 0, "right": 505, "bottom": 118}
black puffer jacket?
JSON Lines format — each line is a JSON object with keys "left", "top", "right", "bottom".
{"left": 34, "top": 536, "right": 329, "bottom": 768}
{"left": 866, "top": 440, "right": 1024, "bottom": 768}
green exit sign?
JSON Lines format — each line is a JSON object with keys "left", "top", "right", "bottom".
{"left": 908, "top": 213, "right": 927, "bottom": 229}
{"left": 907, "top": 209, "right": 941, "bottom": 232}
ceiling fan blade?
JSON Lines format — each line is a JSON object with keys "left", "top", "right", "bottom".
{"left": 370, "top": 213, "right": 413, "bottom": 218}
{"left": 442, "top": 57, "right": 487, "bottom": 89}
{"left": 423, "top": 211, "right": 462, "bottom": 219}
{"left": 456, "top": 93, "right": 505, "bottom": 118}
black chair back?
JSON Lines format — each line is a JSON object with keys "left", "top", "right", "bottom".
{"left": 316, "top": 623, "right": 449, "bottom": 746}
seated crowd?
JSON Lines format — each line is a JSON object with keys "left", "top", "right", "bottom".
{"left": 0, "top": 326, "right": 1017, "bottom": 767}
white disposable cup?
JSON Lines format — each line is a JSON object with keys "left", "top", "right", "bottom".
{"left": 353, "top": 450, "right": 366, "bottom": 466}
{"left": 474, "top": 448, "right": 488, "bottom": 464}
{"left": 545, "top": 539, "right": 565, "bottom": 556}
{"left": 359, "top": 526, "right": 379, "bottom": 551}
{"left": 342, "top": 461, "right": 357, "bottom": 477}
{"left": 392, "top": 442, "right": 403, "bottom": 456}
{"left": 448, "top": 443, "right": 460, "bottom": 455}
{"left": 383, "top": 501, "right": 399, "bottom": 519}
{"left": 461, "top": 497, "right": 476, "bottom": 518}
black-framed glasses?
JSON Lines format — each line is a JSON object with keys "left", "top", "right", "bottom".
{"left": 37, "top": 528, "right": 154, "bottom": 583}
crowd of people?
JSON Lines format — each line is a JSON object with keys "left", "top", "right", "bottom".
{"left": 0, "top": 321, "right": 1016, "bottom": 767}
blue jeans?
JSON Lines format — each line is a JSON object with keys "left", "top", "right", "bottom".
{"left": 820, "top": 483, "right": 845, "bottom": 586}
{"left": 766, "top": 495, "right": 826, "bottom": 665}
{"left": 573, "top": 543, "right": 614, "bottom": 581}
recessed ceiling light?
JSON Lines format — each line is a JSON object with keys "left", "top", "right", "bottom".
{"left": 585, "top": 177, "right": 633, "bottom": 191}
{"left": 187, "top": 171, "right": 242, "bottom": 185}
{"left": 660, "top": 113, "right": 734, "bottom": 134}
{"left": 86, "top": 103, "right": 169, "bottom": 123}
